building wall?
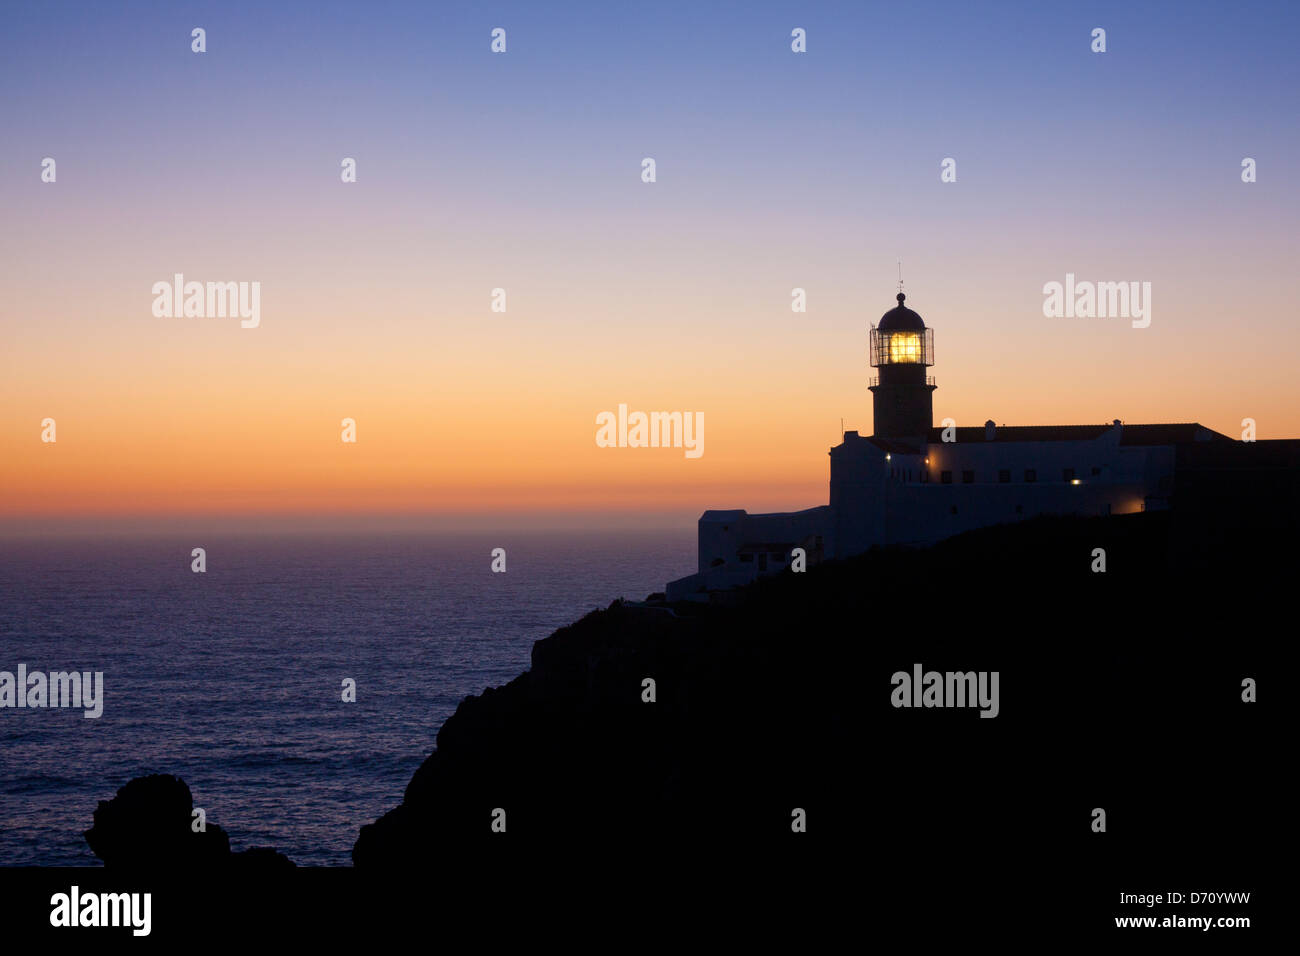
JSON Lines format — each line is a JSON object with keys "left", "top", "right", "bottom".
{"left": 669, "top": 426, "right": 1188, "bottom": 599}
{"left": 828, "top": 435, "right": 891, "bottom": 561}
{"left": 697, "top": 507, "right": 831, "bottom": 573}
{"left": 878, "top": 480, "right": 1149, "bottom": 549}
{"left": 668, "top": 506, "right": 833, "bottom": 602}
{"left": 829, "top": 430, "right": 1168, "bottom": 555}
{"left": 697, "top": 510, "right": 747, "bottom": 572}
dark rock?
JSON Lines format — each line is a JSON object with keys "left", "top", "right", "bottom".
{"left": 84, "top": 773, "right": 294, "bottom": 869}
{"left": 353, "top": 508, "right": 1290, "bottom": 871}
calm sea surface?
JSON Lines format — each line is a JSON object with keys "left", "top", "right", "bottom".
{"left": 0, "top": 532, "right": 693, "bottom": 865}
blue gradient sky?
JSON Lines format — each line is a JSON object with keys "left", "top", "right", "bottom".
{"left": 2, "top": 0, "right": 1297, "bottom": 530}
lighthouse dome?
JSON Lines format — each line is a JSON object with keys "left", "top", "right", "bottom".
{"left": 878, "top": 292, "right": 926, "bottom": 331}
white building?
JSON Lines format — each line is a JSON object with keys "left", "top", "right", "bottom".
{"left": 666, "top": 292, "right": 1229, "bottom": 601}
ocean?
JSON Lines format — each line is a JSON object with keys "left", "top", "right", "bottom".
{"left": 0, "top": 531, "right": 694, "bottom": 866}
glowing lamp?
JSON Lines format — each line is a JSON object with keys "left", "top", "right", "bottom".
{"left": 889, "top": 332, "right": 922, "bottom": 363}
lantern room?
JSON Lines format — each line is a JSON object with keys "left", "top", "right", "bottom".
{"left": 869, "top": 293, "right": 934, "bottom": 367}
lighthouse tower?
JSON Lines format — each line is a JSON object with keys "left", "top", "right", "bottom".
{"left": 868, "top": 292, "right": 936, "bottom": 438}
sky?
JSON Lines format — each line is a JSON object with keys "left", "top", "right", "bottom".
{"left": 2, "top": 0, "right": 1298, "bottom": 534}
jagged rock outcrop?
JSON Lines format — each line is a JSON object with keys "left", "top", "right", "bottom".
{"left": 85, "top": 774, "right": 294, "bottom": 870}
{"left": 353, "top": 507, "right": 1286, "bottom": 870}
{"left": 353, "top": 590, "right": 851, "bottom": 865}
{"left": 75, "top": 503, "right": 1285, "bottom": 877}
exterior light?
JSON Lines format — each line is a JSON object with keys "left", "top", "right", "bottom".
{"left": 1071, "top": 479, "right": 1081, "bottom": 486}
{"left": 886, "top": 453, "right": 892, "bottom": 461}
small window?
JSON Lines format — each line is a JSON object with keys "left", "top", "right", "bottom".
{"left": 998, "top": 469, "right": 1010, "bottom": 483}
{"left": 1063, "top": 467, "right": 1075, "bottom": 481}
{"left": 1091, "top": 467, "right": 1101, "bottom": 477}
{"left": 1024, "top": 469, "right": 1037, "bottom": 483}
{"left": 941, "top": 470, "right": 953, "bottom": 484}
{"left": 962, "top": 470, "right": 975, "bottom": 484}
{"left": 950, "top": 505, "right": 958, "bottom": 515}
{"left": 739, "top": 553, "right": 753, "bottom": 563}
{"left": 921, "top": 469, "right": 929, "bottom": 484}
{"left": 1015, "top": 504, "right": 1023, "bottom": 514}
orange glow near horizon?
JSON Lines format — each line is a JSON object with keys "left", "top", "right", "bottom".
{"left": 4, "top": 280, "right": 1299, "bottom": 530}
{"left": 3, "top": 2, "right": 1299, "bottom": 534}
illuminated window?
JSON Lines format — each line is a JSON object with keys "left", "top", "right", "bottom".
{"left": 869, "top": 328, "right": 934, "bottom": 366}
{"left": 888, "top": 333, "right": 922, "bottom": 363}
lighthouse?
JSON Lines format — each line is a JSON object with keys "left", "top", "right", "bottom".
{"left": 666, "top": 286, "right": 1239, "bottom": 604}
{"left": 868, "top": 292, "right": 936, "bottom": 439}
